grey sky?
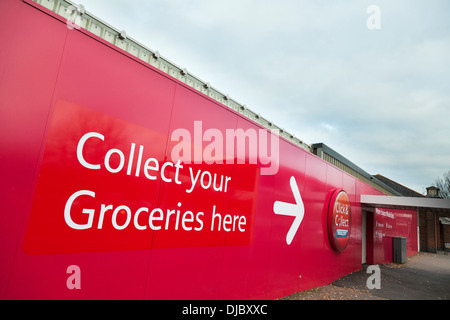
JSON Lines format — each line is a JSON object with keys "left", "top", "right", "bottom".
{"left": 78, "top": 0, "right": 450, "bottom": 194}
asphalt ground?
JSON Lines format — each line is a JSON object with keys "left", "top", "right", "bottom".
{"left": 283, "top": 251, "right": 450, "bottom": 300}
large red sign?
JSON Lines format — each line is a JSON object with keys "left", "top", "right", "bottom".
{"left": 327, "top": 190, "right": 352, "bottom": 252}
{"left": 23, "top": 101, "right": 257, "bottom": 254}
{"left": 0, "top": 0, "right": 418, "bottom": 299}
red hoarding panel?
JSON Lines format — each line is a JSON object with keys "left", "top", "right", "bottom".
{"left": 144, "top": 85, "right": 259, "bottom": 299}
{"left": 0, "top": 0, "right": 68, "bottom": 298}
{"left": 217, "top": 117, "right": 273, "bottom": 300}
{"left": 267, "top": 141, "right": 306, "bottom": 299}
{"left": 299, "top": 154, "right": 328, "bottom": 291}
{"left": 341, "top": 173, "right": 359, "bottom": 276}
{"left": 52, "top": 28, "right": 176, "bottom": 133}
{"left": 0, "top": 0, "right": 419, "bottom": 299}
{"left": 5, "top": 0, "right": 174, "bottom": 297}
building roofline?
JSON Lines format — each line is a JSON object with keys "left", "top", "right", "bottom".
{"left": 361, "top": 194, "right": 450, "bottom": 213}
{"left": 373, "top": 174, "right": 426, "bottom": 198}
{"left": 312, "top": 143, "right": 402, "bottom": 196}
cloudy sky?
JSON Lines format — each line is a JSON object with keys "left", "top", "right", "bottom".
{"left": 78, "top": 0, "right": 450, "bottom": 194}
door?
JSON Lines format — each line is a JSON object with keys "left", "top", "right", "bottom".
{"left": 362, "top": 211, "right": 367, "bottom": 264}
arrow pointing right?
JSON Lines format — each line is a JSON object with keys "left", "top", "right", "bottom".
{"left": 273, "top": 176, "right": 305, "bottom": 245}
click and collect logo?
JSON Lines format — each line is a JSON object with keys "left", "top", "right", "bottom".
{"left": 327, "top": 190, "right": 352, "bottom": 252}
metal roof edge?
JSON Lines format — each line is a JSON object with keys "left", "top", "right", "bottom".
{"left": 361, "top": 194, "right": 450, "bottom": 211}
{"left": 312, "top": 143, "right": 402, "bottom": 196}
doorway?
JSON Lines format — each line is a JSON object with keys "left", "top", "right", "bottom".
{"left": 362, "top": 210, "right": 374, "bottom": 265}
{"left": 362, "top": 210, "right": 375, "bottom": 264}
{"left": 362, "top": 211, "right": 366, "bottom": 264}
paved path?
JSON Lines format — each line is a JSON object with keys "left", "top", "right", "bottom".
{"left": 284, "top": 252, "right": 450, "bottom": 300}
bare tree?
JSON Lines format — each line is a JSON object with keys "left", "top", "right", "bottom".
{"left": 434, "top": 168, "right": 450, "bottom": 198}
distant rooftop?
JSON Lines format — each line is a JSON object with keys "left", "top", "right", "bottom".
{"left": 374, "top": 174, "right": 425, "bottom": 198}
{"left": 312, "top": 144, "right": 401, "bottom": 196}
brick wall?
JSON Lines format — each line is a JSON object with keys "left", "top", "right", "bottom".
{"left": 420, "top": 210, "right": 450, "bottom": 252}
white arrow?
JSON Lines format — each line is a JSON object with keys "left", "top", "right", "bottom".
{"left": 273, "top": 176, "right": 305, "bottom": 245}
